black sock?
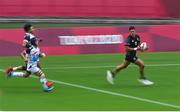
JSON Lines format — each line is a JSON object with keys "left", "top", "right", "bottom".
{"left": 140, "top": 76, "right": 146, "bottom": 79}
{"left": 111, "top": 71, "right": 116, "bottom": 78}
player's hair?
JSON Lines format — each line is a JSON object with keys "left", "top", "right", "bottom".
{"left": 24, "top": 23, "right": 32, "bottom": 32}
{"left": 129, "top": 26, "right": 135, "bottom": 31}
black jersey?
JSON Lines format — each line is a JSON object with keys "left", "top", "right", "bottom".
{"left": 24, "top": 33, "right": 36, "bottom": 49}
{"left": 125, "top": 34, "right": 140, "bottom": 56}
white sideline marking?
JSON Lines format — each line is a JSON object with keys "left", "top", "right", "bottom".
{"left": 0, "top": 69, "right": 4, "bottom": 72}
{"left": 33, "top": 76, "right": 180, "bottom": 109}
{"left": 43, "top": 63, "right": 180, "bottom": 69}
{"left": 0, "top": 68, "right": 180, "bottom": 109}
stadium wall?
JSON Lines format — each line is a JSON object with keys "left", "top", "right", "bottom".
{"left": 0, "top": 25, "right": 180, "bottom": 56}
{"left": 0, "top": 0, "right": 180, "bottom": 18}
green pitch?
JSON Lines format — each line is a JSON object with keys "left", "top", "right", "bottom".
{"left": 0, "top": 52, "right": 180, "bottom": 111}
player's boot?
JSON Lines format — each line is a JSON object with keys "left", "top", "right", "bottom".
{"left": 46, "top": 81, "right": 53, "bottom": 87}
{"left": 106, "top": 70, "right": 114, "bottom": 85}
{"left": 138, "top": 78, "right": 154, "bottom": 86}
{"left": 43, "top": 86, "right": 54, "bottom": 92}
{"left": 5, "top": 67, "right": 13, "bottom": 78}
{"left": 43, "top": 81, "right": 54, "bottom": 92}
{"left": 5, "top": 66, "right": 13, "bottom": 74}
{"left": 6, "top": 71, "right": 13, "bottom": 79}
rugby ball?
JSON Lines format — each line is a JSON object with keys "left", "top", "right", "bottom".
{"left": 140, "top": 42, "right": 148, "bottom": 50}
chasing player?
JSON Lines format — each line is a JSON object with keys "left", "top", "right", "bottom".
{"left": 106, "top": 26, "right": 154, "bottom": 86}
{"left": 5, "top": 38, "right": 54, "bottom": 92}
{"left": 10, "top": 23, "right": 42, "bottom": 72}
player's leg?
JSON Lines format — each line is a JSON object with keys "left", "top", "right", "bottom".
{"left": 5, "top": 67, "right": 31, "bottom": 78}
{"left": 112, "top": 60, "right": 130, "bottom": 77}
{"left": 9, "top": 50, "right": 28, "bottom": 71}
{"left": 16, "top": 50, "right": 28, "bottom": 71}
{"left": 134, "top": 58, "right": 145, "bottom": 79}
{"left": 34, "top": 69, "right": 47, "bottom": 87}
{"left": 12, "top": 65, "right": 26, "bottom": 71}
{"left": 37, "top": 61, "right": 41, "bottom": 69}
{"left": 6, "top": 64, "right": 27, "bottom": 73}
{"left": 134, "top": 58, "right": 154, "bottom": 85}
{"left": 34, "top": 69, "right": 54, "bottom": 92}
{"left": 106, "top": 60, "right": 130, "bottom": 84}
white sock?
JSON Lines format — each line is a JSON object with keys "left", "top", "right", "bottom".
{"left": 13, "top": 67, "right": 18, "bottom": 71}
{"left": 40, "top": 77, "right": 48, "bottom": 89}
{"left": 11, "top": 72, "right": 24, "bottom": 77}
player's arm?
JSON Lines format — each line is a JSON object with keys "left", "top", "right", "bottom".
{"left": 20, "top": 51, "right": 27, "bottom": 62}
{"left": 39, "top": 53, "right": 46, "bottom": 58}
{"left": 125, "top": 46, "right": 141, "bottom": 51}
{"left": 137, "top": 43, "right": 144, "bottom": 52}
{"left": 22, "top": 40, "right": 28, "bottom": 48}
{"left": 23, "top": 35, "right": 32, "bottom": 48}
{"left": 22, "top": 39, "right": 32, "bottom": 48}
{"left": 137, "top": 36, "right": 145, "bottom": 52}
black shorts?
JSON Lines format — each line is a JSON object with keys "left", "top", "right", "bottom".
{"left": 22, "top": 64, "right": 27, "bottom": 70}
{"left": 125, "top": 55, "right": 138, "bottom": 63}
{"left": 24, "top": 65, "right": 31, "bottom": 74}
{"left": 26, "top": 70, "right": 31, "bottom": 74}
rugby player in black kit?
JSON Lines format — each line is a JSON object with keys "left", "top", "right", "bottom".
{"left": 107, "top": 26, "right": 154, "bottom": 86}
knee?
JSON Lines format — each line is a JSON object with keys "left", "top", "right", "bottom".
{"left": 140, "top": 64, "right": 145, "bottom": 69}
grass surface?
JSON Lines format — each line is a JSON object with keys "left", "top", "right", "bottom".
{"left": 0, "top": 52, "right": 180, "bottom": 111}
